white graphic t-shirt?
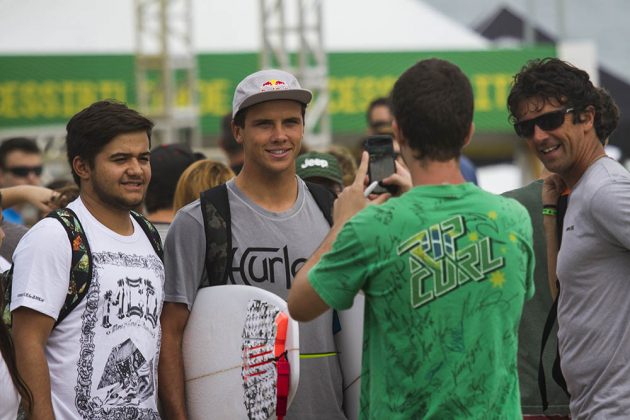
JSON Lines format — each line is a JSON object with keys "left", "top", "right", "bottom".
{"left": 11, "top": 198, "right": 164, "bottom": 420}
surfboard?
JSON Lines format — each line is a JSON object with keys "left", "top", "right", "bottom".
{"left": 182, "top": 285, "right": 300, "bottom": 420}
{"left": 335, "top": 292, "right": 365, "bottom": 420}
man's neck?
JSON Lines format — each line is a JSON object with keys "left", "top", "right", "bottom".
{"left": 407, "top": 158, "right": 467, "bottom": 186}
{"left": 79, "top": 192, "right": 134, "bottom": 235}
{"left": 234, "top": 167, "right": 299, "bottom": 212}
{"left": 146, "top": 208, "right": 174, "bottom": 224}
{"left": 563, "top": 140, "right": 607, "bottom": 188}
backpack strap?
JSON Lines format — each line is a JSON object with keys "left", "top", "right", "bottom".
{"left": 130, "top": 210, "right": 164, "bottom": 262}
{"left": 537, "top": 194, "right": 570, "bottom": 410}
{"left": 303, "top": 181, "right": 344, "bottom": 334}
{"left": 305, "top": 181, "right": 335, "bottom": 227}
{"left": 46, "top": 208, "right": 93, "bottom": 328}
{"left": 200, "top": 184, "right": 231, "bottom": 287}
{"left": 1, "top": 265, "right": 14, "bottom": 327}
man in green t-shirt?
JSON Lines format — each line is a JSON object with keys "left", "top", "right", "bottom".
{"left": 289, "top": 58, "right": 535, "bottom": 419}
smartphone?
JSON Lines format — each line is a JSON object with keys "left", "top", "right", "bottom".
{"left": 363, "top": 135, "right": 397, "bottom": 195}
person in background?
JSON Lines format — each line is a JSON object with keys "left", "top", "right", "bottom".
{"left": 296, "top": 151, "right": 344, "bottom": 195}
{"left": 0, "top": 137, "right": 44, "bottom": 225}
{"left": 327, "top": 145, "right": 357, "bottom": 187}
{"left": 288, "top": 58, "right": 534, "bottom": 419}
{"left": 145, "top": 143, "right": 201, "bottom": 243}
{"left": 366, "top": 97, "right": 394, "bottom": 136}
{"left": 173, "top": 159, "right": 235, "bottom": 212}
{"left": 1, "top": 214, "right": 33, "bottom": 417}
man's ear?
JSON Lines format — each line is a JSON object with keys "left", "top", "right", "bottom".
{"left": 392, "top": 119, "right": 406, "bottom": 148}
{"left": 232, "top": 121, "right": 244, "bottom": 145}
{"left": 580, "top": 105, "right": 595, "bottom": 132}
{"left": 463, "top": 123, "right": 475, "bottom": 147}
{"left": 72, "top": 156, "right": 91, "bottom": 182}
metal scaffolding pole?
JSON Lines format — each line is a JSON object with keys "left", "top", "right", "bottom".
{"left": 135, "top": 0, "right": 201, "bottom": 147}
{"left": 260, "top": 0, "right": 331, "bottom": 149}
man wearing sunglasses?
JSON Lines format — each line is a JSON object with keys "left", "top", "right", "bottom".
{"left": 0, "top": 137, "right": 44, "bottom": 224}
{"left": 508, "top": 58, "right": 630, "bottom": 418}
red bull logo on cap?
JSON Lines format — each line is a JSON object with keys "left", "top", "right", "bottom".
{"left": 260, "top": 79, "right": 288, "bottom": 92}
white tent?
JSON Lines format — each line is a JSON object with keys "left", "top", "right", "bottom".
{"left": 0, "top": 0, "right": 488, "bottom": 53}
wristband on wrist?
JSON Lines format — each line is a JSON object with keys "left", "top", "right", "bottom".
{"left": 542, "top": 207, "right": 558, "bottom": 216}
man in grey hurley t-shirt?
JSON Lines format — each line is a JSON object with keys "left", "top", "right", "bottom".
{"left": 158, "top": 69, "right": 346, "bottom": 420}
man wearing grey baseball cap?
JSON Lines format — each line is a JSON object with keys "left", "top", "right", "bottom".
{"left": 159, "top": 69, "right": 346, "bottom": 419}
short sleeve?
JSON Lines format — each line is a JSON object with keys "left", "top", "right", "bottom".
{"left": 163, "top": 203, "right": 207, "bottom": 309}
{"left": 10, "top": 218, "right": 72, "bottom": 319}
{"left": 308, "top": 221, "right": 371, "bottom": 310}
{"left": 590, "top": 181, "right": 630, "bottom": 250}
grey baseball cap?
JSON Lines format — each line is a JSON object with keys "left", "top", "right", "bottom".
{"left": 232, "top": 69, "right": 312, "bottom": 117}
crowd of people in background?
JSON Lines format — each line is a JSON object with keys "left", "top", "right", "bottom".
{"left": 0, "top": 55, "right": 628, "bottom": 420}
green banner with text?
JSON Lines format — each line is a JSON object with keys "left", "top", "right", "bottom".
{"left": 0, "top": 46, "right": 555, "bottom": 135}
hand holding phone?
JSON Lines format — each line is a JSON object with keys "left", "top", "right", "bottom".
{"left": 363, "top": 135, "right": 397, "bottom": 195}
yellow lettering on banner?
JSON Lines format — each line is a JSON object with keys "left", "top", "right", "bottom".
{"left": 0, "top": 80, "right": 129, "bottom": 120}
{"left": 62, "top": 81, "right": 76, "bottom": 117}
{"left": 473, "top": 75, "right": 492, "bottom": 112}
{"left": 0, "top": 82, "right": 19, "bottom": 118}
{"left": 99, "top": 80, "right": 115, "bottom": 100}
{"left": 329, "top": 77, "right": 357, "bottom": 114}
{"left": 472, "top": 73, "right": 513, "bottom": 112}
{"left": 19, "top": 81, "right": 39, "bottom": 118}
{"left": 198, "top": 79, "right": 230, "bottom": 116}
{"left": 41, "top": 81, "right": 60, "bottom": 118}
{"left": 329, "top": 76, "right": 396, "bottom": 115}
{"left": 76, "top": 82, "right": 98, "bottom": 110}
{"left": 492, "top": 74, "right": 512, "bottom": 109}
{"left": 357, "top": 76, "right": 396, "bottom": 113}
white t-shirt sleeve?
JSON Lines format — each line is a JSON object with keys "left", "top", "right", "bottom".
{"left": 10, "top": 218, "right": 72, "bottom": 320}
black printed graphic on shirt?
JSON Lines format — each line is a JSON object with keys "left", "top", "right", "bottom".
{"left": 228, "top": 246, "right": 307, "bottom": 289}
{"left": 75, "top": 251, "right": 163, "bottom": 420}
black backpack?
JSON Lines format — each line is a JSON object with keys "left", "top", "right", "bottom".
{"left": 1, "top": 208, "right": 164, "bottom": 328}
{"left": 199, "top": 181, "right": 335, "bottom": 287}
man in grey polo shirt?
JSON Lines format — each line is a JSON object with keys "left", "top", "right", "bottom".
{"left": 508, "top": 57, "right": 630, "bottom": 418}
{"left": 158, "top": 69, "right": 346, "bottom": 419}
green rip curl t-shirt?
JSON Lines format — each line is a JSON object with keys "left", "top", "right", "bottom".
{"left": 309, "top": 183, "right": 535, "bottom": 420}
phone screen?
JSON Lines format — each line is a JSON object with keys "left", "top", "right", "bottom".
{"left": 364, "top": 135, "right": 396, "bottom": 194}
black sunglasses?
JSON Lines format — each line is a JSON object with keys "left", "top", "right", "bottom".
{"left": 513, "top": 108, "right": 574, "bottom": 138}
{"left": 6, "top": 165, "right": 43, "bottom": 177}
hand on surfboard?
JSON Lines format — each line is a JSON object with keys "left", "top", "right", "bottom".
{"left": 333, "top": 151, "right": 389, "bottom": 227}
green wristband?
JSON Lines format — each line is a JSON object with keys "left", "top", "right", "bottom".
{"left": 542, "top": 207, "right": 558, "bottom": 216}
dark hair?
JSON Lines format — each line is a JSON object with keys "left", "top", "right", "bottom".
{"left": 507, "top": 58, "right": 599, "bottom": 128}
{"left": 233, "top": 103, "right": 307, "bottom": 128}
{"left": 65, "top": 100, "right": 154, "bottom": 185}
{"left": 0, "top": 281, "right": 33, "bottom": 413}
{"left": 391, "top": 58, "right": 473, "bottom": 161}
{"left": 595, "top": 87, "right": 620, "bottom": 143}
{"left": 0, "top": 137, "right": 41, "bottom": 169}
{"left": 219, "top": 113, "right": 242, "bottom": 155}
{"left": 145, "top": 144, "right": 199, "bottom": 213}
